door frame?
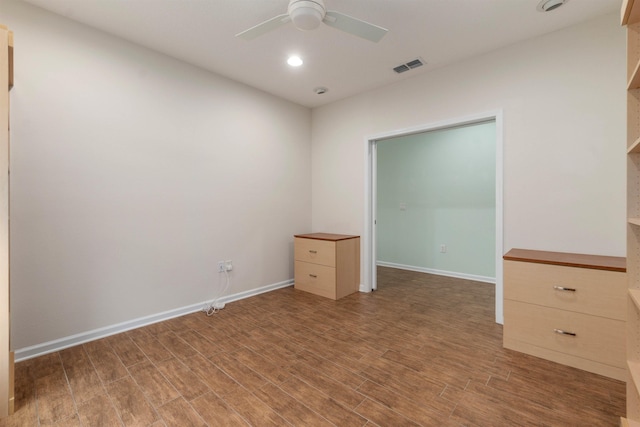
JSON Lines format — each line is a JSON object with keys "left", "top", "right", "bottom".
{"left": 363, "top": 110, "right": 504, "bottom": 324}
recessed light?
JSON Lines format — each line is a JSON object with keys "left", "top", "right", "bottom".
{"left": 314, "top": 87, "right": 328, "bottom": 95}
{"left": 287, "top": 56, "right": 303, "bottom": 67}
{"left": 537, "top": 0, "right": 568, "bottom": 12}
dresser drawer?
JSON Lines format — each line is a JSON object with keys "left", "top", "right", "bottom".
{"left": 504, "top": 300, "right": 625, "bottom": 368}
{"left": 294, "top": 237, "right": 336, "bottom": 267}
{"left": 504, "top": 260, "right": 626, "bottom": 320}
{"left": 294, "top": 261, "right": 336, "bottom": 299}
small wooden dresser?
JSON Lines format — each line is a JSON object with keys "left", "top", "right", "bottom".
{"left": 294, "top": 233, "right": 360, "bottom": 300}
{"left": 503, "top": 248, "right": 626, "bottom": 381}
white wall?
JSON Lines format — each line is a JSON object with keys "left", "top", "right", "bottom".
{"left": 5, "top": 0, "right": 311, "bottom": 350}
{"left": 377, "top": 122, "right": 496, "bottom": 280}
{"left": 2, "top": 3, "right": 626, "bottom": 350}
{"left": 311, "top": 14, "right": 626, "bottom": 295}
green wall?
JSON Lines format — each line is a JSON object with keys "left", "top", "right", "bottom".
{"left": 376, "top": 121, "right": 496, "bottom": 280}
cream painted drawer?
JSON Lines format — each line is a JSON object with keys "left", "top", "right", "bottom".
{"left": 294, "top": 261, "right": 337, "bottom": 299}
{"left": 504, "top": 300, "right": 625, "bottom": 369}
{"left": 504, "top": 260, "right": 626, "bottom": 320}
{"left": 294, "top": 237, "right": 336, "bottom": 267}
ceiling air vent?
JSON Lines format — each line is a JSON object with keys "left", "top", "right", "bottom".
{"left": 393, "top": 58, "right": 425, "bottom": 74}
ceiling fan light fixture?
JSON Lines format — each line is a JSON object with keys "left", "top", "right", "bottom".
{"left": 288, "top": 0, "right": 326, "bottom": 31}
{"left": 537, "top": 0, "right": 568, "bottom": 12}
{"left": 236, "top": 0, "right": 386, "bottom": 42}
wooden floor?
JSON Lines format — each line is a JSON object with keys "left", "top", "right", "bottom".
{"left": 0, "top": 267, "right": 626, "bottom": 426}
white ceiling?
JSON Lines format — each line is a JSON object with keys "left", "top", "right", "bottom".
{"left": 19, "top": 0, "right": 621, "bottom": 108}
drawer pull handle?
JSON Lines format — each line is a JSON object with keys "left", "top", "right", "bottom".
{"left": 553, "top": 286, "right": 576, "bottom": 292}
{"left": 554, "top": 328, "right": 576, "bottom": 337}
{"left": 309, "top": 250, "right": 317, "bottom": 254}
{"left": 309, "top": 274, "right": 317, "bottom": 278}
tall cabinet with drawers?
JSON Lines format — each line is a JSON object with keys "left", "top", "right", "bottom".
{"left": 294, "top": 233, "right": 360, "bottom": 300}
{"left": 503, "top": 249, "right": 626, "bottom": 381}
{"left": 624, "top": 0, "right": 640, "bottom": 424}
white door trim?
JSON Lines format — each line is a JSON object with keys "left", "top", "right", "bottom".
{"left": 363, "top": 110, "right": 505, "bottom": 324}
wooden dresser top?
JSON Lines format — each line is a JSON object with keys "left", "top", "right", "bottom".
{"left": 503, "top": 248, "right": 626, "bottom": 272}
{"left": 295, "top": 233, "right": 360, "bottom": 241}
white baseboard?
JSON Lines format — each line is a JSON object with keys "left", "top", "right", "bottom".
{"left": 376, "top": 261, "right": 496, "bottom": 284}
{"left": 14, "top": 279, "right": 294, "bottom": 362}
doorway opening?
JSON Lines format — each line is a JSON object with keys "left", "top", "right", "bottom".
{"left": 363, "top": 111, "right": 504, "bottom": 323}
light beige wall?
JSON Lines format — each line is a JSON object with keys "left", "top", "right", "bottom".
{"left": 5, "top": 0, "right": 311, "bottom": 350}
{"left": 311, "top": 14, "right": 626, "bottom": 290}
{"left": 3, "top": 2, "right": 625, "bottom": 349}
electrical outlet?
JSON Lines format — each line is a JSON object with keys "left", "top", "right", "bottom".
{"left": 440, "top": 245, "right": 447, "bottom": 253}
{"left": 217, "top": 261, "right": 225, "bottom": 272}
{"left": 225, "top": 260, "right": 233, "bottom": 271}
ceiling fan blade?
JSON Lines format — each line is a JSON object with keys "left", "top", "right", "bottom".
{"left": 236, "top": 14, "right": 291, "bottom": 40}
{"left": 323, "top": 10, "right": 388, "bottom": 42}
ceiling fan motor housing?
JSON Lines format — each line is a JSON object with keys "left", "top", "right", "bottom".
{"left": 288, "top": 0, "right": 326, "bottom": 31}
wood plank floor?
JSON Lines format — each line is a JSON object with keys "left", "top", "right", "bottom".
{"left": 0, "top": 267, "right": 626, "bottom": 426}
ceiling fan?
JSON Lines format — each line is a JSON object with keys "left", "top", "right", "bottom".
{"left": 236, "top": 0, "right": 388, "bottom": 43}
